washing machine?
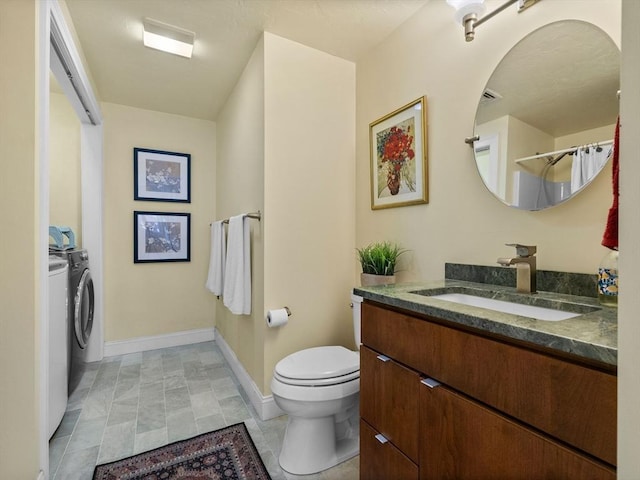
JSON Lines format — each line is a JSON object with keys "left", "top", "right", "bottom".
{"left": 66, "top": 249, "right": 95, "bottom": 394}
{"left": 48, "top": 255, "right": 68, "bottom": 438}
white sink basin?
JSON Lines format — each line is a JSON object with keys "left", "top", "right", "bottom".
{"left": 431, "top": 293, "right": 581, "bottom": 321}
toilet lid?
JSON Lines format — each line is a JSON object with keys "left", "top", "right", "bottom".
{"left": 275, "top": 346, "right": 359, "bottom": 381}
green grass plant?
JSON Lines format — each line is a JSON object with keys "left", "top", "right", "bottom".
{"left": 357, "top": 241, "right": 407, "bottom": 276}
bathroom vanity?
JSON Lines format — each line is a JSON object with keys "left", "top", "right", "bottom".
{"left": 355, "top": 279, "right": 617, "bottom": 479}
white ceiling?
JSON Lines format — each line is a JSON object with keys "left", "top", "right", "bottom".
{"left": 64, "top": 0, "right": 429, "bottom": 121}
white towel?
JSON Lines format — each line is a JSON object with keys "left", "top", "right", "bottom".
{"left": 205, "top": 221, "right": 226, "bottom": 295}
{"left": 223, "top": 215, "right": 251, "bottom": 315}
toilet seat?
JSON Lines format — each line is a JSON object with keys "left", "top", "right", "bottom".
{"left": 271, "top": 373, "right": 359, "bottom": 402}
{"left": 274, "top": 346, "right": 360, "bottom": 387}
{"left": 274, "top": 369, "right": 360, "bottom": 387}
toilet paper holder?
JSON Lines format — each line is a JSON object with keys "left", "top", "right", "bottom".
{"left": 266, "top": 306, "right": 292, "bottom": 328}
{"left": 263, "top": 307, "right": 290, "bottom": 315}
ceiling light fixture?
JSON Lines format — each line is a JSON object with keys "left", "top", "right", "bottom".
{"left": 446, "top": 0, "right": 539, "bottom": 42}
{"left": 142, "top": 18, "right": 195, "bottom": 58}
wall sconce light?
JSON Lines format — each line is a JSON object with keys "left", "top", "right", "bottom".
{"left": 446, "top": 0, "right": 539, "bottom": 42}
{"left": 143, "top": 18, "right": 195, "bottom": 58}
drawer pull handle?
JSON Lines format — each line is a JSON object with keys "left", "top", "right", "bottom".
{"left": 376, "top": 354, "right": 391, "bottom": 362}
{"left": 375, "top": 433, "right": 389, "bottom": 444}
{"left": 421, "top": 378, "right": 442, "bottom": 389}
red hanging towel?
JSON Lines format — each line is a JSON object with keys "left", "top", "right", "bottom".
{"left": 601, "top": 117, "right": 619, "bottom": 250}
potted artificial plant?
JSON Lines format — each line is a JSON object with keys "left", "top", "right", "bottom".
{"left": 357, "top": 241, "right": 407, "bottom": 286}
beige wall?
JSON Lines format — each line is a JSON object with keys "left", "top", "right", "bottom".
{"left": 216, "top": 36, "right": 266, "bottom": 389}
{"left": 102, "top": 103, "right": 216, "bottom": 341}
{"left": 556, "top": 123, "right": 615, "bottom": 150}
{"left": 50, "top": 91, "right": 82, "bottom": 246}
{"left": 0, "top": 1, "right": 41, "bottom": 478}
{"left": 262, "top": 33, "right": 356, "bottom": 393}
{"left": 216, "top": 33, "right": 356, "bottom": 394}
{"left": 618, "top": 1, "right": 640, "bottom": 475}
{"left": 356, "top": 0, "right": 621, "bottom": 280}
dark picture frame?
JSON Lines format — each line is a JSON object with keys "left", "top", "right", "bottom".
{"left": 133, "top": 211, "right": 191, "bottom": 263}
{"left": 134, "top": 148, "right": 191, "bottom": 203}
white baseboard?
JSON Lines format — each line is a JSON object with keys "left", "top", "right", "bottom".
{"left": 214, "top": 327, "right": 283, "bottom": 421}
{"left": 103, "top": 328, "right": 216, "bottom": 357}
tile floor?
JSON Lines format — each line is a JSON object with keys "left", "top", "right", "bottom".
{"left": 49, "top": 341, "right": 359, "bottom": 480}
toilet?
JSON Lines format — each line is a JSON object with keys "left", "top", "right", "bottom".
{"left": 270, "top": 292, "right": 363, "bottom": 475}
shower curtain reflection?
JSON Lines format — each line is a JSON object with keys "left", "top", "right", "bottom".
{"left": 571, "top": 144, "right": 613, "bottom": 193}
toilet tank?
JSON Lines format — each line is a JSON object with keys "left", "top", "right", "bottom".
{"left": 351, "top": 292, "right": 363, "bottom": 350}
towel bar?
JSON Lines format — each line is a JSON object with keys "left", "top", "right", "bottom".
{"left": 211, "top": 211, "right": 261, "bottom": 226}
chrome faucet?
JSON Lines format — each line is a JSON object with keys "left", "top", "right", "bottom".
{"left": 497, "top": 244, "right": 537, "bottom": 294}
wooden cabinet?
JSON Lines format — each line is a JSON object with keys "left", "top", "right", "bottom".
{"left": 420, "top": 381, "right": 615, "bottom": 480}
{"left": 360, "top": 345, "right": 420, "bottom": 463}
{"left": 360, "top": 300, "right": 616, "bottom": 479}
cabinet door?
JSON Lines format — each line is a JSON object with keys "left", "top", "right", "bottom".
{"left": 361, "top": 419, "right": 418, "bottom": 480}
{"left": 419, "top": 381, "right": 616, "bottom": 480}
{"left": 360, "top": 345, "right": 420, "bottom": 463}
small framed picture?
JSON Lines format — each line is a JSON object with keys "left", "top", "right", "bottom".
{"left": 369, "top": 97, "right": 428, "bottom": 209}
{"left": 134, "top": 148, "right": 191, "bottom": 203}
{"left": 133, "top": 211, "right": 191, "bottom": 263}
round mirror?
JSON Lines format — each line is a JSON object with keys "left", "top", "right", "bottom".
{"left": 473, "top": 20, "right": 620, "bottom": 210}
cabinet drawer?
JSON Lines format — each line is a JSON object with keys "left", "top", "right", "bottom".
{"left": 360, "top": 345, "right": 420, "bottom": 463}
{"left": 362, "top": 301, "right": 616, "bottom": 466}
{"left": 419, "top": 381, "right": 615, "bottom": 480}
{"left": 360, "top": 419, "right": 418, "bottom": 480}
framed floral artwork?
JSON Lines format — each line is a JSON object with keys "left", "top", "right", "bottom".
{"left": 369, "top": 97, "right": 428, "bottom": 209}
{"left": 134, "top": 211, "right": 191, "bottom": 263}
{"left": 134, "top": 148, "right": 191, "bottom": 203}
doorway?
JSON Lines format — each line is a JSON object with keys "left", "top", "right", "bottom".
{"left": 40, "top": 1, "right": 104, "bottom": 477}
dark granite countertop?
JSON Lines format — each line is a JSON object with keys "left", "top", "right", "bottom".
{"left": 354, "top": 279, "right": 617, "bottom": 367}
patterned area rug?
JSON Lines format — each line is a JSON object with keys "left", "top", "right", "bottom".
{"left": 92, "top": 422, "right": 271, "bottom": 480}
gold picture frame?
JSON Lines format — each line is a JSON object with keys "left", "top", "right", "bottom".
{"left": 369, "top": 96, "right": 428, "bottom": 209}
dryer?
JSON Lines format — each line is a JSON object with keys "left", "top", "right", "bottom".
{"left": 66, "top": 249, "right": 95, "bottom": 393}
